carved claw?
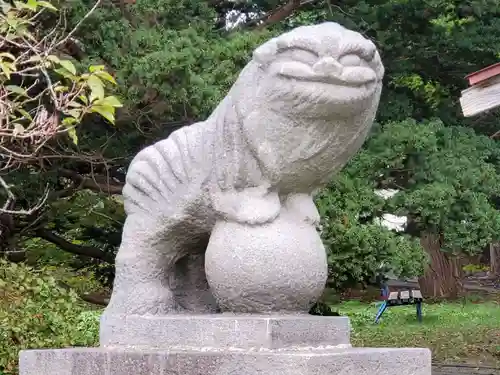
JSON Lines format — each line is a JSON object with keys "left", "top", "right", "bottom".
{"left": 212, "top": 185, "right": 281, "bottom": 225}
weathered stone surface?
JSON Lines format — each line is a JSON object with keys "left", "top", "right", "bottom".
{"left": 205, "top": 209, "right": 328, "bottom": 313}
{"left": 19, "top": 347, "right": 431, "bottom": 375}
{"left": 104, "top": 21, "right": 385, "bottom": 317}
{"left": 19, "top": 348, "right": 107, "bottom": 375}
{"left": 99, "top": 315, "right": 351, "bottom": 350}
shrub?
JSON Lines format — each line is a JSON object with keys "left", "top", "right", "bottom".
{"left": 316, "top": 174, "right": 426, "bottom": 291}
{"left": 0, "top": 260, "right": 100, "bottom": 374}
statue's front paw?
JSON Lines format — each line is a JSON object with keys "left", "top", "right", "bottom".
{"left": 212, "top": 186, "right": 281, "bottom": 225}
{"left": 106, "top": 282, "right": 180, "bottom": 315}
{"left": 233, "top": 196, "right": 281, "bottom": 225}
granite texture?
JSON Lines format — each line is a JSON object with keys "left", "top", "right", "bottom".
{"left": 99, "top": 315, "right": 351, "bottom": 350}
{"left": 19, "top": 347, "right": 431, "bottom": 375}
{"left": 205, "top": 209, "right": 328, "bottom": 313}
{"left": 104, "top": 21, "right": 385, "bottom": 317}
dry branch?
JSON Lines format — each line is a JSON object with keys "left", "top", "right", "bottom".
{"left": 58, "top": 168, "right": 123, "bottom": 195}
{"left": 0, "top": 175, "right": 49, "bottom": 215}
{"left": 257, "top": 0, "right": 302, "bottom": 29}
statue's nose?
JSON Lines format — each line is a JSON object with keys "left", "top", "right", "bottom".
{"left": 312, "top": 56, "right": 343, "bottom": 76}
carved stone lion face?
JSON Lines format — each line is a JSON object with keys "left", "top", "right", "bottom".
{"left": 251, "top": 22, "right": 384, "bottom": 118}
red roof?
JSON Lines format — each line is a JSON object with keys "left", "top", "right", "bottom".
{"left": 465, "top": 62, "right": 500, "bottom": 86}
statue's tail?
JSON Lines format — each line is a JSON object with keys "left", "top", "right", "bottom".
{"left": 122, "top": 124, "right": 212, "bottom": 216}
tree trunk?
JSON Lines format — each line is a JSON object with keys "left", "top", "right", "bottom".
{"left": 418, "top": 233, "right": 463, "bottom": 299}
{"left": 490, "top": 242, "right": 500, "bottom": 276}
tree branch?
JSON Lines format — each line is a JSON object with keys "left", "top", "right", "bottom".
{"left": 257, "top": 0, "right": 302, "bottom": 29}
{"left": 58, "top": 168, "right": 123, "bottom": 195}
{"left": 57, "top": 281, "right": 111, "bottom": 306}
{"left": 0, "top": 175, "right": 50, "bottom": 215}
{"left": 80, "top": 292, "right": 110, "bottom": 306}
{"left": 234, "top": 0, "right": 320, "bottom": 30}
{"left": 35, "top": 228, "right": 114, "bottom": 263}
{"left": 53, "top": 0, "right": 104, "bottom": 50}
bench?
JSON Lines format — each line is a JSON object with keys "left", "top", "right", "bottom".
{"left": 374, "top": 286, "right": 423, "bottom": 324}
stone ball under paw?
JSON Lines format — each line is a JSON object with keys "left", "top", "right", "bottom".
{"left": 205, "top": 209, "right": 328, "bottom": 313}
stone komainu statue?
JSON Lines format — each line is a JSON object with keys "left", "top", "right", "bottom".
{"left": 104, "top": 22, "right": 384, "bottom": 316}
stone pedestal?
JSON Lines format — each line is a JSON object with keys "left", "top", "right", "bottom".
{"left": 19, "top": 315, "right": 431, "bottom": 375}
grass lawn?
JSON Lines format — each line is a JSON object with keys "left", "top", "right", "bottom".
{"left": 333, "top": 298, "right": 500, "bottom": 367}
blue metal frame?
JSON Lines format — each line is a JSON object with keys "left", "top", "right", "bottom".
{"left": 416, "top": 301, "right": 423, "bottom": 322}
{"left": 374, "top": 300, "right": 388, "bottom": 323}
{"left": 374, "top": 284, "right": 423, "bottom": 324}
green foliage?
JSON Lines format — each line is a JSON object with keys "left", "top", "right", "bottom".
{"left": 285, "top": 0, "right": 500, "bottom": 133}
{"left": 0, "top": 260, "right": 100, "bottom": 374}
{"left": 462, "top": 263, "right": 489, "bottom": 274}
{"left": 347, "top": 118, "right": 500, "bottom": 254}
{"left": 47, "top": 191, "right": 124, "bottom": 232}
{"left": 22, "top": 238, "right": 73, "bottom": 265}
{"left": 0, "top": 0, "right": 121, "bottom": 152}
{"left": 64, "top": 0, "right": 272, "bottom": 128}
{"left": 316, "top": 174, "right": 426, "bottom": 290}
{"left": 37, "top": 190, "right": 126, "bottom": 285}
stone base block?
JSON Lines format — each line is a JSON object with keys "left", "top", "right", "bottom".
{"left": 100, "top": 314, "right": 351, "bottom": 350}
{"left": 19, "top": 347, "right": 432, "bottom": 375}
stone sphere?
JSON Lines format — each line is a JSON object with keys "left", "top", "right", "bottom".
{"left": 205, "top": 210, "right": 328, "bottom": 313}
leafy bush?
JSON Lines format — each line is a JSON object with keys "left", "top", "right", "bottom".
{"left": 462, "top": 263, "right": 489, "bottom": 274}
{"left": 0, "top": 260, "right": 100, "bottom": 374}
{"left": 349, "top": 118, "right": 500, "bottom": 255}
{"left": 316, "top": 174, "right": 426, "bottom": 291}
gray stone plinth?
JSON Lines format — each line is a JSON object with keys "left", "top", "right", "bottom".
{"left": 19, "top": 347, "right": 431, "bottom": 375}
{"left": 99, "top": 314, "right": 350, "bottom": 350}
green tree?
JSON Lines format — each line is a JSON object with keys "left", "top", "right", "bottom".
{"left": 346, "top": 118, "right": 500, "bottom": 297}
{"left": 0, "top": 0, "right": 121, "bottom": 261}
{"left": 316, "top": 173, "right": 425, "bottom": 291}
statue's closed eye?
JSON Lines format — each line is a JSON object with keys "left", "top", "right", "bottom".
{"left": 339, "top": 54, "right": 362, "bottom": 67}
{"left": 277, "top": 48, "right": 318, "bottom": 66}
